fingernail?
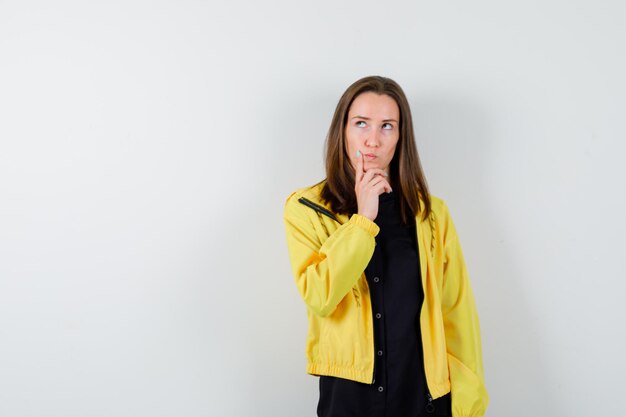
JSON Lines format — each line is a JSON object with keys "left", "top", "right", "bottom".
{"left": 356, "top": 150, "right": 361, "bottom": 157}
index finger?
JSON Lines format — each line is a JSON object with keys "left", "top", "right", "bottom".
{"left": 355, "top": 150, "right": 364, "bottom": 183}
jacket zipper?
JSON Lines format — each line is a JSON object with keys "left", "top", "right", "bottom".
{"left": 366, "top": 269, "right": 377, "bottom": 386}
{"left": 297, "top": 197, "right": 341, "bottom": 223}
{"left": 371, "top": 344, "right": 377, "bottom": 384}
{"left": 426, "top": 391, "right": 434, "bottom": 413}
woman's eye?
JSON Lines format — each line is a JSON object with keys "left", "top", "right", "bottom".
{"left": 382, "top": 123, "right": 393, "bottom": 130}
{"left": 356, "top": 121, "right": 366, "bottom": 127}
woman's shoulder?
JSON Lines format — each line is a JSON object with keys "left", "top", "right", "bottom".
{"left": 284, "top": 178, "right": 327, "bottom": 205}
{"left": 425, "top": 194, "right": 461, "bottom": 237}
{"left": 427, "top": 193, "right": 446, "bottom": 212}
{"left": 417, "top": 193, "right": 453, "bottom": 226}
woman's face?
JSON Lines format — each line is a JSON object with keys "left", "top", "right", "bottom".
{"left": 344, "top": 92, "right": 400, "bottom": 177}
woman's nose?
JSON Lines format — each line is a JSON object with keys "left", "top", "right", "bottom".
{"left": 365, "top": 130, "right": 381, "bottom": 147}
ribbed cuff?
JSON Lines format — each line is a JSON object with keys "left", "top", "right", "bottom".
{"left": 349, "top": 213, "right": 380, "bottom": 237}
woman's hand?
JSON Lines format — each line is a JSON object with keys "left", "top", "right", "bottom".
{"left": 354, "top": 150, "right": 392, "bottom": 221}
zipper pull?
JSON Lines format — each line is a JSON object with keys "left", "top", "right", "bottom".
{"left": 371, "top": 357, "right": 377, "bottom": 384}
{"left": 425, "top": 391, "right": 435, "bottom": 414}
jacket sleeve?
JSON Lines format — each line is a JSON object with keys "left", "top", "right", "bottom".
{"left": 440, "top": 201, "right": 489, "bottom": 417}
{"left": 283, "top": 192, "right": 379, "bottom": 317}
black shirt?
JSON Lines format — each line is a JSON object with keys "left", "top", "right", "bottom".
{"left": 317, "top": 191, "right": 452, "bottom": 417}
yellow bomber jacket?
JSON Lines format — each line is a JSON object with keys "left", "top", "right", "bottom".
{"left": 283, "top": 180, "right": 489, "bottom": 417}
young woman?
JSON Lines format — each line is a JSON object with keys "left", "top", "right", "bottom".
{"left": 283, "top": 76, "right": 489, "bottom": 417}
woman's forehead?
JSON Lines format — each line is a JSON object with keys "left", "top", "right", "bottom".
{"left": 349, "top": 92, "right": 399, "bottom": 120}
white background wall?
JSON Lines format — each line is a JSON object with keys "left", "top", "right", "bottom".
{"left": 1, "top": 1, "right": 625, "bottom": 416}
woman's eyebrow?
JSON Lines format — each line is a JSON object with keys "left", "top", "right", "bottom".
{"left": 351, "top": 115, "right": 398, "bottom": 123}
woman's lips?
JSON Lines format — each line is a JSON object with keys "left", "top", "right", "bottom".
{"left": 365, "top": 154, "right": 376, "bottom": 160}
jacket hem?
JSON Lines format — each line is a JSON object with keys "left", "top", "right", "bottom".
{"left": 428, "top": 380, "right": 451, "bottom": 399}
{"left": 306, "top": 362, "right": 452, "bottom": 398}
{"left": 306, "top": 362, "right": 372, "bottom": 384}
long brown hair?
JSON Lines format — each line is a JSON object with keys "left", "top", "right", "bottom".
{"left": 320, "top": 75, "right": 431, "bottom": 224}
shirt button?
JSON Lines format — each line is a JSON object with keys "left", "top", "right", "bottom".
{"left": 373, "top": 276, "right": 380, "bottom": 283}
{"left": 378, "top": 386, "right": 384, "bottom": 392}
{"left": 377, "top": 350, "right": 383, "bottom": 356}
{"left": 375, "top": 313, "right": 382, "bottom": 319}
